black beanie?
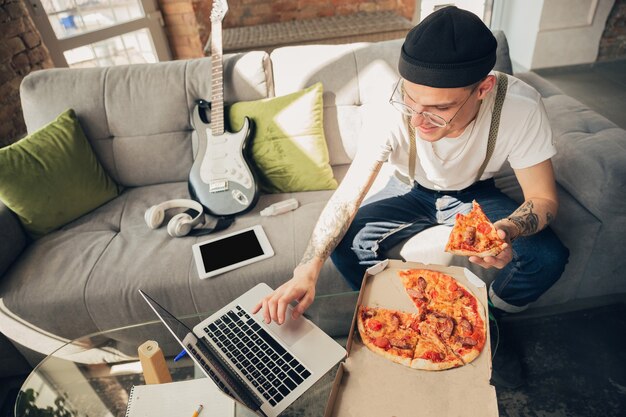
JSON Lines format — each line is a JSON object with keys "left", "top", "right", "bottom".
{"left": 399, "top": 6, "right": 497, "bottom": 88}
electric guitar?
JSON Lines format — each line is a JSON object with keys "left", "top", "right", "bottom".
{"left": 189, "top": 0, "right": 259, "bottom": 216}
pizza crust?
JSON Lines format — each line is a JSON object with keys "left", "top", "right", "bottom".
{"left": 411, "top": 357, "right": 462, "bottom": 371}
{"left": 459, "top": 348, "right": 481, "bottom": 365}
{"left": 445, "top": 243, "right": 507, "bottom": 257}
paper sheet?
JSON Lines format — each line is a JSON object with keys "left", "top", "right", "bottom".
{"left": 125, "top": 378, "right": 235, "bottom": 417}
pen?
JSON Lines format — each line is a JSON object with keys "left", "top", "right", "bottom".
{"left": 191, "top": 404, "right": 203, "bottom": 417}
{"left": 174, "top": 349, "right": 188, "bottom": 361}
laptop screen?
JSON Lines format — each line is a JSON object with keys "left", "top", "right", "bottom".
{"left": 140, "top": 291, "right": 194, "bottom": 343}
{"left": 138, "top": 289, "right": 263, "bottom": 414}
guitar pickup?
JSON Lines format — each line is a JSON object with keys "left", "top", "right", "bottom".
{"left": 209, "top": 180, "right": 229, "bottom": 193}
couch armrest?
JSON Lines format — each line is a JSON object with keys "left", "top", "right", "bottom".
{"left": 517, "top": 74, "right": 626, "bottom": 221}
{"left": 0, "top": 201, "right": 26, "bottom": 276}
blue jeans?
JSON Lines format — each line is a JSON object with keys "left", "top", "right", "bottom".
{"left": 330, "top": 175, "right": 570, "bottom": 312}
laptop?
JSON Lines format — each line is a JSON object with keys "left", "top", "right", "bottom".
{"left": 139, "top": 283, "right": 346, "bottom": 417}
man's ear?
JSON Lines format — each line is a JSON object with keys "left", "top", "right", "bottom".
{"left": 477, "top": 75, "right": 497, "bottom": 99}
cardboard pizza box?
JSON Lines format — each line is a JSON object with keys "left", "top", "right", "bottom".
{"left": 323, "top": 259, "right": 498, "bottom": 417}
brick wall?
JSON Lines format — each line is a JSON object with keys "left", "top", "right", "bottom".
{"left": 598, "top": 0, "right": 626, "bottom": 61}
{"left": 0, "top": 0, "right": 53, "bottom": 147}
{"left": 187, "top": 0, "right": 415, "bottom": 57}
{"left": 159, "top": 0, "right": 205, "bottom": 59}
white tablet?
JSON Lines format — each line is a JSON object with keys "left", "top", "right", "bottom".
{"left": 192, "top": 225, "right": 274, "bottom": 279}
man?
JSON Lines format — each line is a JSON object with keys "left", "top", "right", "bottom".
{"left": 254, "top": 6, "right": 569, "bottom": 387}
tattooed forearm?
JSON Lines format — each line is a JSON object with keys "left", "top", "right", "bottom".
{"left": 299, "top": 160, "right": 382, "bottom": 266}
{"left": 507, "top": 200, "right": 554, "bottom": 238}
{"left": 300, "top": 200, "right": 355, "bottom": 264}
{"left": 507, "top": 201, "right": 539, "bottom": 236}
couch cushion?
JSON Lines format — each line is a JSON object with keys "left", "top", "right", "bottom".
{"left": 20, "top": 52, "right": 271, "bottom": 187}
{"left": 0, "top": 109, "right": 119, "bottom": 238}
{"left": 228, "top": 82, "right": 338, "bottom": 193}
{"left": 271, "top": 42, "right": 397, "bottom": 168}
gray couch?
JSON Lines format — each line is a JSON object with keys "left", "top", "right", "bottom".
{"left": 1, "top": 32, "right": 625, "bottom": 377}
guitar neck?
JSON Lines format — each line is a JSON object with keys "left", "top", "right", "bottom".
{"left": 210, "top": 20, "right": 225, "bottom": 136}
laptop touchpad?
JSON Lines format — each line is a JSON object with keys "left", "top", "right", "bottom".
{"left": 255, "top": 310, "right": 315, "bottom": 347}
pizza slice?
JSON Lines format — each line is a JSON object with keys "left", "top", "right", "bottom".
{"left": 424, "top": 307, "right": 486, "bottom": 367}
{"left": 411, "top": 314, "right": 463, "bottom": 370}
{"left": 445, "top": 200, "right": 508, "bottom": 257}
{"left": 357, "top": 306, "right": 420, "bottom": 367}
{"left": 399, "top": 268, "right": 461, "bottom": 308}
{"left": 398, "top": 269, "right": 433, "bottom": 314}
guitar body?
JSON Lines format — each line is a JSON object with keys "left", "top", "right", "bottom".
{"left": 188, "top": 0, "right": 260, "bottom": 217}
{"left": 189, "top": 105, "right": 259, "bottom": 216}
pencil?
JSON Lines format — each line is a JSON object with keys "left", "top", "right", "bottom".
{"left": 191, "top": 404, "right": 203, "bottom": 417}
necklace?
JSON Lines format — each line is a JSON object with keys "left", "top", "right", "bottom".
{"left": 430, "top": 117, "right": 477, "bottom": 163}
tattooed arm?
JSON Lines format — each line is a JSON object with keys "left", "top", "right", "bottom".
{"left": 470, "top": 159, "right": 559, "bottom": 270}
{"left": 253, "top": 154, "right": 384, "bottom": 324}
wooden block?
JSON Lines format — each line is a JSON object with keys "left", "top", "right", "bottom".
{"left": 138, "top": 340, "right": 173, "bottom": 384}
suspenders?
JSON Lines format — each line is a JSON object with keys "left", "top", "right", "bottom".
{"left": 403, "top": 71, "right": 509, "bottom": 187}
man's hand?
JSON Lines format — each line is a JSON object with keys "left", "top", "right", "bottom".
{"left": 251, "top": 152, "right": 382, "bottom": 326}
{"left": 252, "top": 264, "right": 318, "bottom": 325}
{"left": 468, "top": 228, "right": 513, "bottom": 269}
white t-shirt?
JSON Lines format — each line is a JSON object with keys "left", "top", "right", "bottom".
{"left": 359, "top": 73, "right": 556, "bottom": 191}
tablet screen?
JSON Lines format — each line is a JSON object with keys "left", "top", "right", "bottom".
{"left": 199, "top": 229, "right": 264, "bottom": 273}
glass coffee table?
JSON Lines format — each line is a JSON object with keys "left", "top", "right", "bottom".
{"left": 15, "top": 291, "right": 359, "bottom": 417}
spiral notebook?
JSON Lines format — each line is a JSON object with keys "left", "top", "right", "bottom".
{"left": 125, "top": 378, "right": 235, "bottom": 417}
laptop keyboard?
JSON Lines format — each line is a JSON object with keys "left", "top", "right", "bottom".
{"left": 205, "top": 305, "right": 312, "bottom": 407}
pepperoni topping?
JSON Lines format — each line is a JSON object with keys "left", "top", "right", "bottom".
{"left": 389, "top": 338, "right": 412, "bottom": 350}
{"left": 407, "top": 288, "right": 426, "bottom": 301}
{"left": 423, "top": 351, "right": 444, "bottom": 362}
{"left": 459, "top": 336, "right": 478, "bottom": 347}
{"left": 367, "top": 319, "right": 382, "bottom": 331}
{"left": 459, "top": 318, "right": 473, "bottom": 335}
{"left": 462, "top": 226, "right": 476, "bottom": 245}
{"left": 460, "top": 241, "right": 478, "bottom": 251}
{"left": 437, "top": 317, "right": 454, "bottom": 340}
{"left": 361, "top": 308, "right": 375, "bottom": 321}
{"left": 417, "top": 277, "right": 427, "bottom": 290}
{"left": 374, "top": 337, "right": 389, "bottom": 348}
{"left": 477, "top": 222, "right": 492, "bottom": 235}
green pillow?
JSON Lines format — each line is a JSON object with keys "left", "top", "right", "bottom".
{"left": 0, "top": 109, "right": 119, "bottom": 238}
{"left": 228, "top": 82, "right": 338, "bottom": 193}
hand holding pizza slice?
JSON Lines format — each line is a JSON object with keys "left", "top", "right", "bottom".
{"left": 445, "top": 200, "right": 508, "bottom": 258}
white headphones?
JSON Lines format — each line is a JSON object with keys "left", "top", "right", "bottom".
{"left": 144, "top": 199, "right": 205, "bottom": 237}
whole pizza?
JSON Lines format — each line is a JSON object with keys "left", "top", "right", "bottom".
{"left": 357, "top": 269, "right": 487, "bottom": 370}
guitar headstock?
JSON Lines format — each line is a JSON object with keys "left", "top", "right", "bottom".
{"left": 210, "top": 0, "right": 229, "bottom": 23}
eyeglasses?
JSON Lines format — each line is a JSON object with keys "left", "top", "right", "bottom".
{"left": 389, "top": 79, "right": 477, "bottom": 128}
